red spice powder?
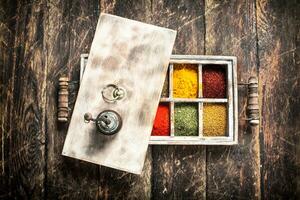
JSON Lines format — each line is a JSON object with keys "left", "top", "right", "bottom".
{"left": 203, "top": 66, "right": 226, "bottom": 98}
{"left": 151, "top": 104, "right": 170, "bottom": 136}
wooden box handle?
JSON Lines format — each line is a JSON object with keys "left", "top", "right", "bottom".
{"left": 58, "top": 76, "right": 69, "bottom": 122}
{"left": 247, "top": 76, "right": 259, "bottom": 126}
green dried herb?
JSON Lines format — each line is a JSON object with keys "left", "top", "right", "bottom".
{"left": 174, "top": 103, "right": 198, "bottom": 136}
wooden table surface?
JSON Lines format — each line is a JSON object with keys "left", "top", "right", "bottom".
{"left": 1, "top": 0, "right": 299, "bottom": 199}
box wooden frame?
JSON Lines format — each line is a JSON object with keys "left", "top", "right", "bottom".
{"left": 80, "top": 54, "right": 238, "bottom": 145}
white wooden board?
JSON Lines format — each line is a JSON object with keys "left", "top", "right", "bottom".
{"left": 62, "top": 13, "right": 176, "bottom": 174}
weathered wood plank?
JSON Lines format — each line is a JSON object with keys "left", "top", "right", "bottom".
{"left": 2, "top": 0, "right": 47, "bottom": 198}
{"left": 151, "top": 0, "right": 206, "bottom": 199}
{"left": 98, "top": 1, "right": 153, "bottom": 199}
{"left": 45, "top": 0, "right": 100, "bottom": 199}
{"left": 99, "top": 150, "right": 152, "bottom": 199}
{"left": 205, "top": 0, "right": 261, "bottom": 199}
{"left": 0, "top": 0, "right": 17, "bottom": 198}
{"left": 257, "top": 0, "right": 300, "bottom": 198}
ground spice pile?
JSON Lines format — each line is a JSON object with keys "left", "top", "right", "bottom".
{"left": 203, "top": 104, "right": 227, "bottom": 136}
{"left": 161, "top": 73, "right": 169, "bottom": 97}
{"left": 174, "top": 103, "right": 198, "bottom": 136}
{"left": 173, "top": 64, "right": 198, "bottom": 98}
{"left": 152, "top": 103, "right": 170, "bottom": 136}
{"left": 203, "top": 65, "right": 226, "bottom": 98}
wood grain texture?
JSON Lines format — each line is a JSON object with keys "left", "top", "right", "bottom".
{"left": 45, "top": 0, "right": 100, "bottom": 199}
{"left": 257, "top": 0, "right": 300, "bottom": 198}
{"left": 98, "top": 1, "right": 153, "bottom": 199}
{"left": 1, "top": 0, "right": 47, "bottom": 199}
{"left": 0, "top": 0, "right": 17, "bottom": 198}
{"left": 151, "top": 0, "right": 206, "bottom": 199}
{"left": 205, "top": 0, "right": 261, "bottom": 199}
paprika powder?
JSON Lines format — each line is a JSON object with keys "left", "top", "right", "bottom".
{"left": 151, "top": 103, "right": 170, "bottom": 136}
{"left": 203, "top": 65, "right": 226, "bottom": 98}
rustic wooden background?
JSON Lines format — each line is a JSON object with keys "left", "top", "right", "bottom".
{"left": 0, "top": 0, "right": 299, "bottom": 199}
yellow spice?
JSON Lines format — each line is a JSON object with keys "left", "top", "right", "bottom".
{"left": 203, "top": 104, "right": 227, "bottom": 136}
{"left": 173, "top": 64, "right": 198, "bottom": 98}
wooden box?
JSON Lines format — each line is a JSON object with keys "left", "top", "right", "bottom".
{"left": 80, "top": 54, "right": 238, "bottom": 145}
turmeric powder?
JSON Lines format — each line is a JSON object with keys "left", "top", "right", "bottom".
{"left": 173, "top": 64, "right": 198, "bottom": 98}
{"left": 203, "top": 104, "right": 227, "bottom": 136}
